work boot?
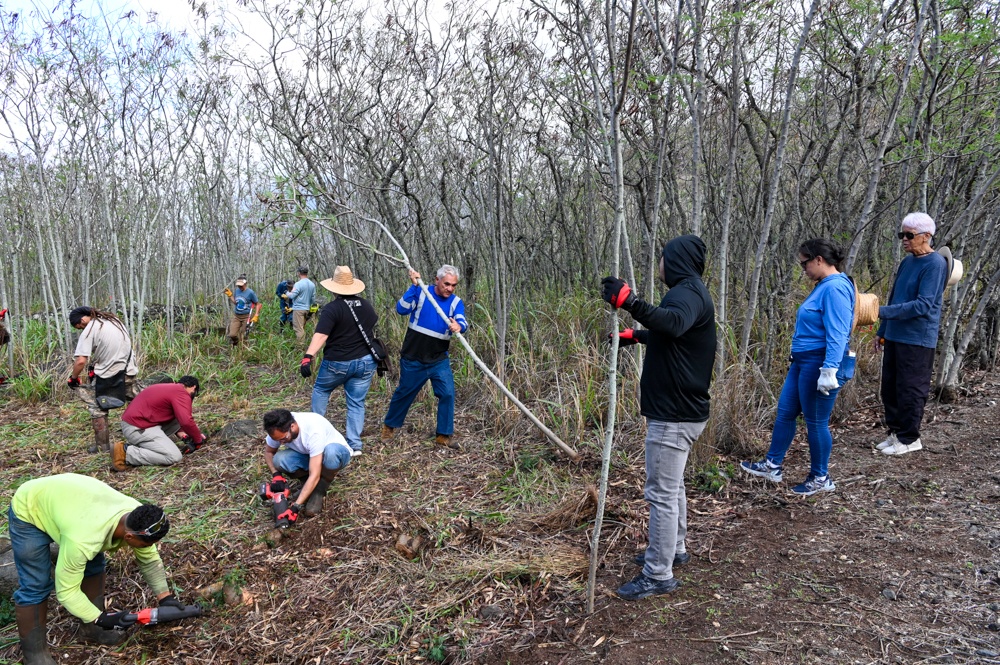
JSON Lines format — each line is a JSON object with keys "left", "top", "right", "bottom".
{"left": 435, "top": 433, "right": 461, "bottom": 451}
{"left": 89, "top": 416, "right": 110, "bottom": 454}
{"left": 381, "top": 424, "right": 396, "bottom": 441}
{"left": 77, "top": 573, "right": 128, "bottom": 645}
{"left": 16, "top": 602, "right": 57, "bottom": 665}
{"left": 303, "top": 475, "right": 334, "bottom": 517}
{"left": 110, "top": 440, "right": 129, "bottom": 472}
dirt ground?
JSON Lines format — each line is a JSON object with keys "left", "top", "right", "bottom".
{"left": 500, "top": 373, "right": 1000, "bottom": 665}
{"left": 1, "top": 368, "right": 999, "bottom": 664}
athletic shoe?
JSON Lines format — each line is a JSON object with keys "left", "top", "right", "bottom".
{"left": 616, "top": 573, "right": 681, "bottom": 600}
{"left": 881, "top": 438, "right": 922, "bottom": 456}
{"left": 791, "top": 475, "right": 836, "bottom": 496}
{"left": 740, "top": 459, "right": 783, "bottom": 483}
{"left": 350, "top": 449, "right": 363, "bottom": 458}
{"left": 875, "top": 433, "right": 898, "bottom": 451}
{"left": 633, "top": 551, "right": 691, "bottom": 567}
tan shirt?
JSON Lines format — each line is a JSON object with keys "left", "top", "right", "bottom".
{"left": 73, "top": 319, "right": 137, "bottom": 378}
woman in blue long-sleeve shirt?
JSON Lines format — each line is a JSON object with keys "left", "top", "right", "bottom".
{"left": 742, "top": 239, "right": 855, "bottom": 496}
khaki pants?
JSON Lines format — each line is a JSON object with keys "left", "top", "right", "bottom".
{"left": 292, "top": 310, "right": 308, "bottom": 343}
{"left": 121, "top": 419, "right": 183, "bottom": 466}
{"left": 228, "top": 313, "right": 250, "bottom": 344}
{"left": 75, "top": 375, "right": 141, "bottom": 418}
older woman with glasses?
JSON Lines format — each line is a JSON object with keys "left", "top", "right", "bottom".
{"left": 874, "top": 212, "right": 949, "bottom": 456}
{"left": 741, "top": 238, "right": 855, "bottom": 496}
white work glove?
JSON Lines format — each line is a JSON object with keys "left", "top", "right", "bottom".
{"left": 817, "top": 367, "right": 839, "bottom": 396}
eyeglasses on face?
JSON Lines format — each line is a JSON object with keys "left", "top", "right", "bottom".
{"left": 898, "top": 231, "right": 928, "bottom": 240}
{"left": 799, "top": 257, "right": 814, "bottom": 269}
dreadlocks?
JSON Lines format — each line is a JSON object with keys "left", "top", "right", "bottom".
{"left": 68, "top": 306, "right": 128, "bottom": 335}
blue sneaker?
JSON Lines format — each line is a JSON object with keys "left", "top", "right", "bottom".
{"left": 740, "top": 459, "right": 783, "bottom": 483}
{"left": 791, "top": 475, "right": 836, "bottom": 496}
{"left": 616, "top": 573, "right": 680, "bottom": 600}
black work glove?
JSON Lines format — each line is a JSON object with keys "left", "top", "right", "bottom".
{"left": 269, "top": 474, "right": 288, "bottom": 494}
{"left": 290, "top": 503, "right": 303, "bottom": 515}
{"left": 608, "top": 329, "right": 639, "bottom": 346}
{"left": 158, "top": 594, "right": 185, "bottom": 610}
{"left": 95, "top": 610, "right": 137, "bottom": 631}
{"left": 67, "top": 376, "right": 81, "bottom": 388}
{"left": 299, "top": 354, "right": 313, "bottom": 378}
{"left": 181, "top": 436, "right": 205, "bottom": 455}
{"left": 600, "top": 276, "right": 636, "bottom": 310}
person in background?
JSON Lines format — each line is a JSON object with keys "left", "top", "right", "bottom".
{"left": 224, "top": 275, "right": 261, "bottom": 346}
{"left": 66, "top": 306, "right": 141, "bottom": 454}
{"left": 741, "top": 238, "right": 854, "bottom": 496}
{"left": 275, "top": 275, "right": 296, "bottom": 330}
{"left": 282, "top": 266, "right": 317, "bottom": 343}
{"left": 602, "top": 235, "right": 716, "bottom": 601}
{"left": 300, "top": 266, "right": 379, "bottom": 457}
{"left": 381, "top": 265, "right": 467, "bottom": 450}
{"left": 874, "top": 213, "right": 949, "bottom": 456}
{"left": 8, "top": 473, "right": 180, "bottom": 663}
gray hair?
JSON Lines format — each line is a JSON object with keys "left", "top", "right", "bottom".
{"left": 437, "top": 264, "right": 460, "bottom": 281}
{"left": 901, "top": 212, "right": 935, "bottom": 235}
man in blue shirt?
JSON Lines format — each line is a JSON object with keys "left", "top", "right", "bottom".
{"left": 382, "top": 265, "right": 468, "bottom": 450}
{"left": 226, "top": 275, "right": 260, "bottom": 347}
{"left": 875, "top": 213, "right": 949, "bottom": 456}
{"left": 282, "top": 267, "right": 317, "bottom": 344}
{"left": 275, "top": 275, "right": 295, "bottom": 330}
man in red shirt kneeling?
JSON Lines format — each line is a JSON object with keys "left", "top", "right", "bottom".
{"left": 111, "top": 376, "right": 205, "bottom": 472}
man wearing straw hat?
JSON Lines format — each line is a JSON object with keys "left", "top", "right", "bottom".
{"left": 875, "top": 212, "right": 949, "bottom": 456}
{"left": 299, "top": 266, "right": 379, "bottom": 456}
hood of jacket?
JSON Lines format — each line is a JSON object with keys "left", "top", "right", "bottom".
{"left": 662, "top": 234, "right": 707, "bottom": 288}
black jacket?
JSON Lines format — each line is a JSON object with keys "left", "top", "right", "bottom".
{"left": 629, "top": 235, "right": 716, "bottom": 422}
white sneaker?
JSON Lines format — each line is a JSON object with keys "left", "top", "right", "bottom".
{"left": 350, "top": 449, "right": 363, "bottom": 458}
{"left": 881, "top": 438, "right": 922, "bottom": 456}
{"left": 875, "top": 433, "right": 898, "bottom": 451}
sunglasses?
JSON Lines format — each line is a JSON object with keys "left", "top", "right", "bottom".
{"left": 799, "top": 257, "right": 814, "bottom": 269}
{"left": 137, "top": 513, "right": 168, "bottom": 538}
{"left": 898, "top": 231, "right": 927, "bottom": 240}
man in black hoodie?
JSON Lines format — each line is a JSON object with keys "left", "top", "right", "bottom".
{"left": 601, "top": 234, "right": 716, "bottom": 600}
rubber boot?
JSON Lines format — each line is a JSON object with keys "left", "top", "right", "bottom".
{"left": 16, "top": 602, "right": 57, "bottom": 665}
{"left": 77, "top": 573, "right": 128, "bottom": 645}
{"left": 303, "top": 472, "right": 335, "bottom": 517}
{"left": 89, "top": 416, "right": 110, "bottom": 454}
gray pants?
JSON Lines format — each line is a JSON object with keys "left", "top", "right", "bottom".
{"left": 121, "top": 419, "right": 183, "bottom": 467}
{"left": 643, "top": 419, "right": 707, "bottom": 581}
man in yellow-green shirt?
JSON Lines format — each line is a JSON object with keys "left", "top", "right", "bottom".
{"left": 8, "top": 474, "right": 180, "bottom": 664}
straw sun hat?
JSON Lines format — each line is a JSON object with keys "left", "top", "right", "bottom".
{"left": 321, "top": 266, "right": 366, "bottom": 296}
{"left": 854, "top": 292, "right": 879, "bottom": 328}
{"left": 936, "top": 247, "right": 964, "bottom": 287}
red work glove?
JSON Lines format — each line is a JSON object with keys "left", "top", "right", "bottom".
{"left": 608, "top": 329, "right": 639, "bottom": 346}
{"left": 600, "top": 276, "right": 636, "bottom": 310}
{"left": 67, "top": 376, "right": 81, "bottom": 388}
{"left": 0, "top": 308, "right": 7, "bottom": 320}
{"left": 299, "top": 354, "right": 313, "bottom": 378}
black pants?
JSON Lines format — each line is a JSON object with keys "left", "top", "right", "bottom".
{"left": 881, "top": 340, "right": 936, "bottom": 445}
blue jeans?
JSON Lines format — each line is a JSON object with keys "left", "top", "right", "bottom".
{"left": 8, "top": 505, "right": 105, "bottom": 606}
{"left": 384, "top": 357, "right": 455, "bottom": 436}
{"left": 766, "top": 348, "right": 840, "bottom": 478}
{"left": 311, "top": 356, "right": 377, "bottom": 451}
{"left": 273, "top": 443, "right": 352, "bottom": 475}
